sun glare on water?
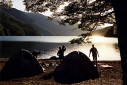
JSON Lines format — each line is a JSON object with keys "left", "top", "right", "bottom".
{"left": 91, "top": 36, "right": 105, "bottom": 43}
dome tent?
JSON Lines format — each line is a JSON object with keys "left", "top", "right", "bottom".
{"left": 53, "top": 51, "right": 99, "bottom": 84}
{"left": 0, "top": 49, "right": 43, "bottom": 81}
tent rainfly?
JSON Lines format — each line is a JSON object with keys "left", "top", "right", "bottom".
{"left": 53, "top": 51, "right": 99, "bottom": 84}
{"left": 0, "top": 49, "right": 43, "bottom": 81}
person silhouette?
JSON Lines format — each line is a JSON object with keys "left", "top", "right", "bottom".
{"left": 62, "top": 45, "right": 66, "bottom": 57}
{"left": 57, "top": 45, "right": 66, "bottom": 62}
{"left": 89, "top": 44, "right": 99, "bottom": 68}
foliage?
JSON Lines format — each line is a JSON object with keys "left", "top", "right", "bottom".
{"left": 0, "top": 0, "right": 13, "bottom": 8}
{"left": 23, "top": 0, "right": 116, "bottom": 43}
{"left": 0, "top": 11, "right": 42, "bottom": 36}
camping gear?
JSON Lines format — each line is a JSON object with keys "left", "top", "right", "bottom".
{"left": 32, "top": 50, "right": 41, "bottom": 58}
{"left": 0, "top": 49, "right": 43, "bottom": 81}
{"left": 98, "top": 63, "right": 113, "bottom": 69}
{"left": 53, "top": 51, "right": 99, "bottom": 84}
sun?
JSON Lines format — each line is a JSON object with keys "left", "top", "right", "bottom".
{"left": 91, "top": 36, "right": 105, "bottom": 42}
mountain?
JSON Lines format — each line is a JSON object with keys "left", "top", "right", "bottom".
{"left": 25, "top": 13, "right": 64, "bottom": 36}
{"left": 104, "top": 27, "right": 117, "bottom": 37}
{"left": 1, "top": 7, "right": 116, "bottom": 36}
{"left": 92, "top": 26, "right": 112, "bottom": 36}
{"left": 0, "top": 7, "right": 54, "bottom": 36}
{"left": 0, "top": 8, "right": 42, "bottom": 36}
{"left": 92, "top": 26, "right": 117, "bottom": 37}
{"left": 24, "top": 12, "right": 85, "bottom": 36}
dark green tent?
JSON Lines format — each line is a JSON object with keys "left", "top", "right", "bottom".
{"left": 53, "top": 51, "right": 99, "bottom": 84}
{"left": 0, "top": 49, "right": 43, "bottom": 81}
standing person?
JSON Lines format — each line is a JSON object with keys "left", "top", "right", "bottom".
{"left": 89, "top": 44, "right": 99, "bottom": 68}
{"left": 61, "top": 45, "right": 66, "bottom": 59}
{"left": 57, "top": 45, "right": 66, "bottom": 62}
{"left": 57, "top": 47, "right": 63, "bottom": 62}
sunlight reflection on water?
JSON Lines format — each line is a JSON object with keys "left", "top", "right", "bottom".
{"left": 38, "top": 37, "right": 120, "bottom": 61}
{"left": 0, "top": 36, "right": 120, "bottom": 61}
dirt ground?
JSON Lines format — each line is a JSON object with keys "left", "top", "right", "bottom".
{"left": 0, "top": 58, "right": 122, "bottom": 85}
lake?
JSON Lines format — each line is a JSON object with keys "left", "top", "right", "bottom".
{"left": 0, "top": 36, "right": 120, "bottom": 61}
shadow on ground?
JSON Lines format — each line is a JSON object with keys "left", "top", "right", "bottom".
{"left": 42, "top": 72, "right": 100, "bottom": 84}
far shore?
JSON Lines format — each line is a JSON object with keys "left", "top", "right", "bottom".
{"left": 0, "top": 58, "right": 122, "bottom": 85}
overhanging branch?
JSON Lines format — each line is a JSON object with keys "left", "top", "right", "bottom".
{"left": 102, "top": 11, "right": 114, "bottom": 17}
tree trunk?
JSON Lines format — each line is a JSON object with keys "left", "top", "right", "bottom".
{"left": 112, "top": 0, "right": 127, "bottom": 84}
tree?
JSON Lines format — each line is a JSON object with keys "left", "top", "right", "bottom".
{"left": 0, "top": 24, "right": 5, "bottom": 35}
{"left": 0, "top": 0, "right": 13, "bottom": 8}
{"left": 112, "top": 0, "right": 127, "bottom": 84}
{"left": 23, "top": 0, "right": 115, "bottom": 42}
{"left": 23, "top": 0, "right": 127, "bottom": 84}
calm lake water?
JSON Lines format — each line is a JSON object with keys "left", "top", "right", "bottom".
{"left": 0, "top": 36, "right": 120, "bottom": 61}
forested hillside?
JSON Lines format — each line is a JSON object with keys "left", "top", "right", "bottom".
{"left": 1, "top": 8, "right": 54, "bottom": 36}
{"left": 0, "top": 11, "right": 42, "bottom": 36}
{"left": 104, "top": 27, "right": 117, "bottom": 37}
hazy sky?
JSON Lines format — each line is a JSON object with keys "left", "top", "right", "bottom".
{"left": 12, "top": 0, "right": 25, "bottom": 11}
{"left": 12, "top": 0, "right": 112, "bottom": 27}
{"left": 12, "top": 0, "right": 67, "bottom": 16}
